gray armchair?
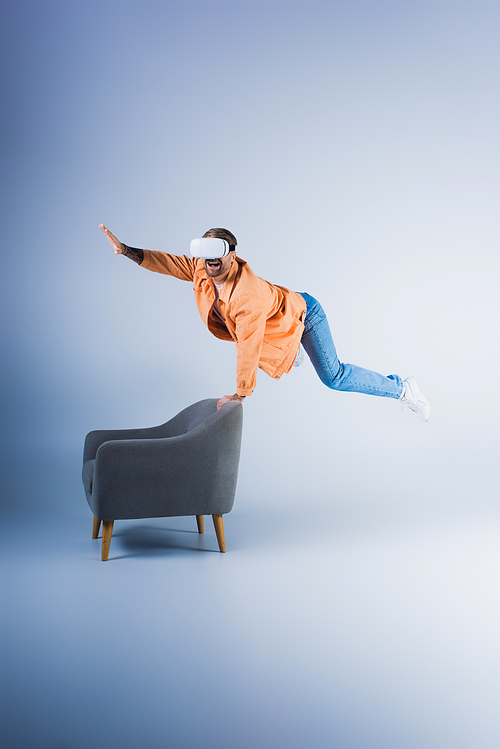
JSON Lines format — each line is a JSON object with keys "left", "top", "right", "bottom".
{"left": 82, "top": 398, "right": 243, "bottom": 561}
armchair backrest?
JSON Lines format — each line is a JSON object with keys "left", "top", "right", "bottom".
{"left": 84, "top": 399, "right": 240, "bottom": 463}
{"left": 159, "top": 398, "right": 219, "bottom": 437}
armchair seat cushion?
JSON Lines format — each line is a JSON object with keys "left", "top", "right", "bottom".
{"left": 82, "top": 460, "right": 95, "bottom": 493}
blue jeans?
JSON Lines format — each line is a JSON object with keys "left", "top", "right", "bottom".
{"left": 298, "top": 293, "right": 403, "bottom": 399}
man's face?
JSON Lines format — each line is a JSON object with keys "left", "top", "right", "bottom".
{"left": 203, "top": 251, "right": 235, "bottom": 284}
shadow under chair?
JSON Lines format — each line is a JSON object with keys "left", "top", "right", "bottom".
{"left": 82, "top": 398, "right": 243, "bottom": 561}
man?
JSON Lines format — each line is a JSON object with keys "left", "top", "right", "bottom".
{"left": 99, "top": 224, "right": 430, "bottom": 420}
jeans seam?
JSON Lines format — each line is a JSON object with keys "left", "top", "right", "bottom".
{"left": 303, "top": 321, "right": 339, "bottom": 388}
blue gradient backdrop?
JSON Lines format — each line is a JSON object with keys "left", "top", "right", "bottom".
{"left": 2, "top": 1, "right": 500, "bottom": 747}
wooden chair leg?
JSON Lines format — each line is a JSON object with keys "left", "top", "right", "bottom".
{"left": 101, "top": 520, "right": 114, "bottom": 561}
{"left": 212, "top": 514, "right": 226, "bottom": 553}
{"left": 92, "top": 515, "right": 101, "bottom": 539}
{"left": 196, "top": 515, "right": 204, "bottom": 534}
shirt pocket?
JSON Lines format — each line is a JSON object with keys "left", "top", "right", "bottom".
{"left": 259, "top": 338, "right": 286, "bottom": 367}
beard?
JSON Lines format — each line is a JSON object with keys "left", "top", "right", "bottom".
{"left": 204, "top": 259, "right": 223, "bottom": 275}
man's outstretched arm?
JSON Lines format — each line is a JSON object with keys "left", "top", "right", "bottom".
{"left": 100, "top": 224, "right": 143, "bottom": 264}
{"left": 100, "top": 224, "right": 196, "bottom": 280}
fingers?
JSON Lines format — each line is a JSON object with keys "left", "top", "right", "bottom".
{"left": 100, "top": 224, "right": 110, "bottom": 238}
{"left": 217, "top": 395, "right": 235, "bottom": 410}
{"left": 100, "top": 224, "right": 114, "bottom": 239}
{"left": 99, "top": 224, "right": 123, "bottom": 253}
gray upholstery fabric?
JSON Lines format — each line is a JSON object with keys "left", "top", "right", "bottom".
{"left": 82, "top": 459, "right": 95, "bottom": 493}
{"left": 82, "top": 399, "right": 243, "bottom": 521}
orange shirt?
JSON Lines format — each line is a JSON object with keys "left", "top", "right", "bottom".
{"left": 141, "top": 251, "right": 307, "bottom": 397}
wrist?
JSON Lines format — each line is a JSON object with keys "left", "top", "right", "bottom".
{"left": 123, "top": 245, "right": 144, "bottom": 264}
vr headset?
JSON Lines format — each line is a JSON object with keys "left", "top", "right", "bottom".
{"left": 190, "top": 237, "right": 234, "bottom": 259}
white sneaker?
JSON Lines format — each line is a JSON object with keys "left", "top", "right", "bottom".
{"left": 400, "top": 376, "right": 431, "bottom": 421}
{"left": 293, "top": 344, "right": 305, "bottom": 367}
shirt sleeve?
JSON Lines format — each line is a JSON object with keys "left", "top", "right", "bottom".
{"left": 231, "top": 294, "right": 267, "bottom": 396}
{"left": 141, "top": 250, "right": 197, "bottom": 282}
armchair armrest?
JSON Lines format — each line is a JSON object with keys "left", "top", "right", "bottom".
{"left": 83, "top": 424, "right": 168, "bottom": 463}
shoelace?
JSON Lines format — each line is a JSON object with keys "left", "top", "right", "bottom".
{"left": 401, "top": 397, "right": 419, "bottom": 413}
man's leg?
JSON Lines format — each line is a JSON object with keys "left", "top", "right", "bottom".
{"left": 298, "top": 293, "right": 403, "bottom": 398}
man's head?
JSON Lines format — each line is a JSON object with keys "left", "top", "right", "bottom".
{"left": 201, "top": 228, "right": 237, "bottom": 283}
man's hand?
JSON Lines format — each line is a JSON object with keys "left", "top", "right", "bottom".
{"left": 99, "top": 224, "right": 126, "bottom": 254}
{"left": 217, "top": 394, "right": 246, "bottom": 410}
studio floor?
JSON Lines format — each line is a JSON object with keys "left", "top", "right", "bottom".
{"left": 2, "top": 444, "right": 500, "bottom": 749}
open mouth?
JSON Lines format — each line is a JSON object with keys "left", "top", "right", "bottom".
{"left": 206, "top": 260, "right": 222, "bottom": 270}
